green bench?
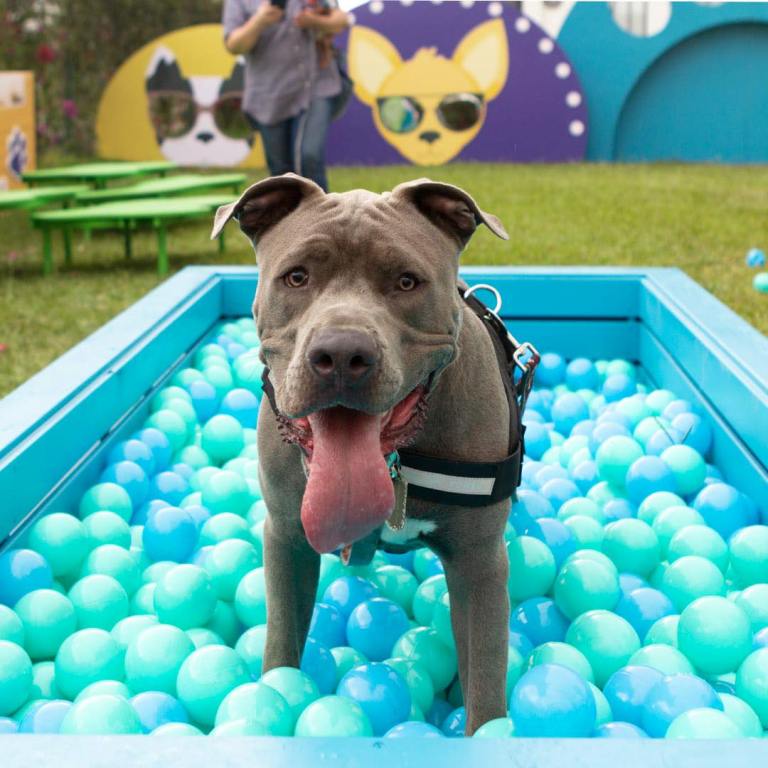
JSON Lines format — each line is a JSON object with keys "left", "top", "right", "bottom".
{"left": 74, "top": 173, "right": 247, "bottom": 204}
{"left": 0, "top": 185, "right": 89, "bottom": 212}
{"left": 22, "top": 161, "right": 177, "bottom": 190}
{"left": 31, "top": 195, "right": 234, "bottom": 276}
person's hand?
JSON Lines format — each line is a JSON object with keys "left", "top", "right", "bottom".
{"left": 254, "top": 0, "right": 284, "bottom": 29}
{"left": 294, "top": 9, "right": 321, "bottom": 29}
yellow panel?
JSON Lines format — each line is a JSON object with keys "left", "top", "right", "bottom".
{"left": 0, "top": 71, "right": 36, "bottom": 189}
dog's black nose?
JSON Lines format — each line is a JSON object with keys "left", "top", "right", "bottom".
{"left": 196, "top": 131, "right": 215, "bottom": 143}
{"left": 419, "top": 130, "right": 440, "bottom": 144}
{"left": 307, "top": 329, "right": 377, "bottom": 388}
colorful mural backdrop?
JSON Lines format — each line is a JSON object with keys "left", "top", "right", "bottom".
{"left": 330, "top": 0, "right": 588, "bottom": 165}
{"left": 0, "top": 71, "right": 36, "bottom": 189}
{"left": 96, "top": 24, "right": 264, "bottom": 168}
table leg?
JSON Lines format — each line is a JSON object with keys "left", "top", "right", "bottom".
{"left": 157, "top": 224, "right": 168, "bottom": 277}
{"left": 63, "top": 227, "right": 72, "bottom": 267}
{"left": 42, "top": 228, "right": 53, "bottom": 275}
{"left": 124, "top": 222, "right": 133, "bottom": 260}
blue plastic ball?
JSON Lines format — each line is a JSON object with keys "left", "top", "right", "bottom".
{"left": 132, "top": 428, "right": 172, "bottom": 471}
{"left": 525, "top": 423, "right": 551, "bottom": 460}
{"left": 508, "top": 631, "right": 534, "bottom": 660}
{"left": 662, "top": 400, "right": 694, "bottom": 422}
{"left": 551, "top": 394, "right": 590, "bottom": 436}
{"left": 108, "top": 439, "right": 156, "bottom": 477}
{"left": 147, "top": 471, "right": 190, "bottom": 506}
{"left": 337, "top": 662, "right": 412, "bottom": 736}
{"left": 529, "top": 518, "right": 576, "bottom": 569}
{"left": 619, "top": 573, "right": 648, "bottom": 595}
{"left": 18, "top": 699, "right": 71, "bottom": 733}
{"left": 132, "top": 498, "right": 170, "bottom": 526}
{"left": 625, "top": 456, "right": 677, "bottom": 506}
{"left": 309, "top": 602, "right": 347, "bottom": 649}
{"left": 571, "top": 460, "right": 600, "bottom": 494}
{"left": 142, "top": 506, "right": 198, "bottom": 563}
{"left": 671, "top": 413, "right": 713, "bottom": 457}
{"left": 692, "top": 483, "right": 750, "bottom": 540}
{"left": 615, "top": 587, "right": 676, "bottom": 640}
{"left": 441, "top": 706, "right": 466, "bottom": 737}
{"left": 187, "top": 379, "right": 219, "bottom": 423}
{"left": 534, "top": 465, "right": 569, "bottom": 489}
{"left": 594, "top": 721, "right": 649, "bottom": 738}
{"left": 603, "top": 375, "right": 637, "bottom": 403}
{"left": 645, "top": 428, "right": 685, "bottom": 457}
{"left": 300, "top": 638, "right": 337, "bottom": 695}
{"left": 566, "top": 359, "right": 599, "bottom": 391}
{"left": 540, "top": 478, "right": 580, "bottom": 511}
{"left": 219, "top": 388, "right": 260, "bottom": 429}
{"left": 347, "top": 598, "right": 410, "bottom": 662}
{"left": 130, "top": 692, "right": 189, "bottom": 733}
{"left": 603, "top": 665, "right": 664, "bottom": 726}
{"left": 509, "top": 597, "right": 569, "bottom": 645}
{"left": 100, "top": 461, "right": 149, "bottom": 507}
{"left": 510, "top": 663, "right": 596, "bottom": 737}
{"left": 0, "top": 549, "right": 53, "bottom": 606}
{"left": 0, "top": 717, "right": 18, "bottom": 733}
{"left": 385, "top": 721, "right": 444, "bottom": 738}
{"left": 511, "top": 490, "right": 555, "bottom": 522}
{"left": 536, "top": 354, "right": 566, "bottom": 389}
{"left": 589, "top": 422, "right": 631, "bottom": 454}
{"left": 746, "top": 248, "right": 766, "bottom": 268}
{"left": 641, "top": 674, "right": 722, "bottom": 738}
{"left": 323, "top": 577, "right": 379, "bottom": 620}
{"left": 603, "top": 499, "right": 636, "bottom": 523}
{"left": 425, "top": 698, "right": 454, "bottom": 728}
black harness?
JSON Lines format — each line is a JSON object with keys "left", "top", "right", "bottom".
{"left": 260, "top": 285, "right": 539, "bottom": 564}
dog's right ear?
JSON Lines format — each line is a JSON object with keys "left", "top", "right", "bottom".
{"left": 210, "top": 173, "right": 324, "bottom": 242}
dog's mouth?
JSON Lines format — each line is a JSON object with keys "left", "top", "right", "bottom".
{"left": 276, "top": 385, "right": 429, "bottom": 555}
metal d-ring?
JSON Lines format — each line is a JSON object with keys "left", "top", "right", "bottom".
{"left": 463, "top": 283, "right": 503, "bottom": 315}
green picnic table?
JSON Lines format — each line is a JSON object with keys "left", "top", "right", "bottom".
{"left": 74, "top": 173, "right": 246, "bottom": 204}
{"left": 31, "top": 194, "right": 235, "bottom": 276}
{"left": 0, "top": 185, "right": 89, "bottom": 211}
{"left": 22, "top": 161, "right": 177, "bottom": 190}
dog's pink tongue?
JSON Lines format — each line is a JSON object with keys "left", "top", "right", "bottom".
{"left": 301, "top": 407, "right": 394, "bottom": 554}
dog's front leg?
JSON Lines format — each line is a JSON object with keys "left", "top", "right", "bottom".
{"left": 262, "top": 515, "right": 320, "bottom": 671}
{"left": 440, "top": 529, "right": 510, "bottom": 736}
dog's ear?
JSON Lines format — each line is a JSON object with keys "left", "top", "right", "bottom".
{"left": 392, "top": 178, "right": 508, "bottom": 245}
{"left": 210, "top": 173, "right": 324, "bottom": 241}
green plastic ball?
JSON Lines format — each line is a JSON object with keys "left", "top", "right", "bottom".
{"left": 187, "top": 628, "right": 225, "bottom": 649}
{"left": 14, "top": 589, "right": 77, "bottom": 661}
{"left": 110, "top": 614, "right": 158, "bottom": 650}
{"left": 201, "top": 470, "right": 251, "bottom": 517}
{"left": 667, "top": 525, "right": 728, "bottom": 573}
{"left": 589, "top": 681, "right": 613, "bottom": 727}
{"left": 176, "top": 645, "right": 250, "bottom": 727}
{"left": 29, "top": 660, "right": 59, "bottom": 699}
{"left": 678, "top": 596, "right": 752, "bottom": 675}
{"left": 413, "top": 550, "right": 443, "bottom": 583}
{"left": 666, "top": 707, "right": 743, "bottom": 739}
{"left": 736, "top": 648, "right": 768, "bottom": 728}
{"left": 204, "top": 540, "right": 261, "bottom": 601}
{"left": 474, "top": 717, "right": 516, "bottom": 737}
{"left": 661, "top": 555, "right": 725, "bottom": 611}
{"left": 131, "top": 583, "right": 156, "bottom": 615}
{"left": 81, "top": 544, "right": 141, "bottom": 596}
{"left": 260, "top": 666, "right": 321, "bottom": 722}
{"left": 735, "top": 585, "right": 768, "bottom": 633}
{"left": 54, "top": 628, "right": 124, "bottom": 699}
{"left": 199, "top": 513, "right": 251, "bottom": 546}
{"left": 82, "top": 511, "right": 131, "bottom": 549}
{"left": 295, "top": 695, "right": 373, "bottom": 737}
{"left": 586, "top": 481, "right": 622, "bottom": 508}
{"left": 431, "top": 592, "right": 453, "bottom": 649}
{"left": 558, "top": 497, "right": 604, "bottom": 522}
{"left": 628, "top": 644, "right": 694, "bottom": 676}
{"left": 660, "top": 445, "right": 707, "bottom": 496}
{"left": 729, "top": 526, "right": 768, "bottom": 587}
{"left": 385, "top": 657, "right": 435, "bottom": 714}
{"left": 372, "top": 566, "right": 418, "bottom": 616}
{"left": 28, "top": 513, "right": 88, "bottom": 578}
{"left": 205, "top": 601, "right": 241, "bottom": 646}
{"left": 177, "top": 445, "right": 211, "bottom": 470}
{"left": 553, "top": 556, "right": 620, "bottom": 620}
{"left": 391, "top": 627, "right": 457, "bottom": 692}
{"left": 202, "top": 366, "right": 235, "bottom": 401}
{"left": 0, "top": 605, "right": 24, "bottom": 646}
{"left": 563, "top": 515, "right": 604, "bottom": 550}
{"left": 644, "top": 615, "right": 679, "bottom": 647}
{"left": 507, "top": 536, "right": 556, "bottom": 601}
{"left": 645, "top": 389, "right": 677, "bottom": 416}
{"left": 142, "top": 561, "right": 176, "bottom": 585}
{"left": 719, "top": 693, "right": 763, "bottom": 738}
{"left": 154, "top": 565, "right": 217, "bottom": 629}
{"left": 234, "top": 567, "right": 267, "bottom": 627}
{"left": 165, "top": 399, "right": 198, "bottom": 436}
{"left": 68, "top": 574, "right": 129, "bottom": 630}
{"left": 61, "top": 694, "right": 142, "bottom": 734}
{"left": 201, "top": 415, "right": 245, "bottom": 465}
{"left": 124, "top": 623, "right": 194, "bottom": 694}
{"left": 215, "top": 681, "right": 294, "bottom": 734}
{"left": 595, "top": 436, "right": 644, "bottom": 489}
{"left": 602, "top": 518, "right": 660, "bottom": 577}
{"left": 0, "top": 640, "right": 32, "bottom": 716}
{"left": 638, "top": 491, "right": 686, "bottom": 524}
{"left": 74, "top": 679, "right": 131, "bottom": 701}
{"left": 151, "top": 722, "right": 204, "bottom": 736}
{"left": 565, "top": 610, "right": 640, "bottom": 687}
{"left": 79, "top": 483, "right": 133, "bottom": 522}
{"left": 412, "top": 575, "right": 448, "bottom": 626}
{"left": 146, "top": 409, "right": 189, "bottom": 453}
{"left": 528, "top": 641, "right": 594, "bottom": 682}
{"left": 152, "top": 385, "right": 193, "bottom": 410}
{"left": 652, "top": 506, "right": 705, "bottom": 557}
{"left": 331, "top": 647, "right": 368, "bottom": 687}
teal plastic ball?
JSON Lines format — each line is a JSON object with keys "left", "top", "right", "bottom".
{"left": 80, "top": 544, "right": 141, "bottom": 596}
{"left": 215, "top": 682, "right": 294, "bottom": 734}
{"left": 201, "top": 415, "right": 245, "bottom": 465}
{"left": 0, "top": 640, "right": 32, "bottom": 716}
{"left": 528, "top": 641, "right": 594, "bottom": 682}
{"left": 735, "top": 648, "right": 768, "bottom": 728}
{"left": 260, "top": 666, "right": 321, "bottom": 722}
{"left": 233, "top": 567, "right": 267, "bottom": 627}
{"left": 60, "top": 694, "right": 142, "bottom": 734}
{"left": 68, "top": 574, "right": 129, "bottom": 630}
{"left": 666, "top": 707, "right": 742, "bottom": 739}
{"left": 79, "top": 483, "right": 133, "bottom": 522}
{"left": 295, "top": 695, "right": 373, "bottom": 737}
{"left": 391, "top": 627, "right": 457, "bottom": 692}
{"left": 553, "top": 556, "right": 620, "bottom": 620}
{"left": 82, "top": 511, "right": 131, "bottom": 549}
{"left": 661, "top": 555, "right": 725, "bottom": 611}
{"left": 28, "top": 513, "right": 88, "bottom": 578}
{"left": 602, "top": 519, "right": 660, "bottom": 577}
{"left": 204, "top": 540, "right": 261, "bottom": 601}
{"left": 628, "top": 645, "right": 694, "bottom": 676}
{"left": 0, "top": 605, "right": 24, "bottom": 645}
{"left": 200, "top": 470, "right": 250, "bottom": 516}
{"left": 124, "top": 623, "right": 194, "bottom": 694}
{"left": 728, "top": 526, "right": 768, "bottom": 587}
{"left": 111, "top": 614, "right": 159, "bottom": 650}
{"left": 660, "top": 445, "right": 707, "bottom": 496}
{"left": 14, "top": 589, "right": 77, "bottom": 661}
{"left": 595, "top": 436, "right": 644, "bottom": 489}
{"left": 507, "top": 536, "right": 556, "bottom": 601}
{"left": 54, "top": 629, "right": 124, "bottom": 699}
{"left": 154, "top": 565, "right": 217, "bottom": 629}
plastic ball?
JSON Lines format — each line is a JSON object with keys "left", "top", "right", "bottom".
{"left": 79, "top": 483, "right": 133, "bottom": 522}
{"left": 565, "top": 358, "right": 598, "bottom": 390}
{"left": 391, "top": 627, "right": 457, "bottom": 692}
{"left": 18, "top": 698, "right": 71, "bottom": 733}
{"left": 146, "top": 471, "right": 189, "bottom": 507}
{"left": 0, "top": 640, "right": 32, "bottom": 715}
{"left": 553, "top": 556, "right": 620, "bottom": 620}
{"left": 233, "top": 567, "right": 267, "bottom": 627}
{"left": 130, "top": 691, "right": 189, "bottom": 732}
{"left": 15, "top": 589, "right": 77, "bottom": 660}
{"left": 524, "top": 422, "right": 551, "bottom": 460}
{"left": 205, "top": 539, "right": 260, "bottom": 601}
{"left": 507, "top": 536, "right": 556, "bottom": 601}
{"left": 0, "top": 606, "right": 23, "bottom": 647}
{"left": 201, "top": 415, "right": 245, "bottom": 465}
{"left": 666, "top": 707, "right": 742, "bottom": 739}
{"left": 728, "top": 525, "right": 768, "bottom": 587}
{"left": 347, "top": 598, "right": 410, "bottom": 662}
{"left": 536, "top": 353, "right": 566, "bottom": 388}
{"left": 668, "top": 525, "right": 728, "bottom": 572}
{"left": 441, "top": 705, "right": 466, "bottom": 737}
{"left": 660, "top": 445, "right": 706, "bottom": 496}
{"left": 323, "top": 576, "right": 380, "bottom": 621}
{"left": 528, "top": 641, "right": 593, "bottom": 682}
{"left": 219, "top": 388, "right": 259, "bottom": 428}
{"left": 81, "top": 544, "right": 141, "bottom": 596}
{"left": 594, "top": 721, "right": 648, "bottom": 738}
{"left": 692, "top": 483, "right": 750, "bottom": 540}
{"left": 629, "top": 644, "right": 694, "bottom": 677}
{"left": 215, "top": 681, "right": 294, "bottom": 734}
{"left": 625, "top": 456, "right": 677, "bottom": 505}
{"left": 100, "top": 461, "right": 149, "bottom": 508}
{"left": 68, "top": 574, "right": 129, "bottom": 630}
{"left": 735, "top": 648, "right": 768, "bottom": 727}
{"left": 74, "top": 679, "right": 131, "bottom": 701}
{"left": 142, "top": 506, "right": 198, "bottom": 563}
{"left": 28, "top": 513, "right": 88, "bottom": 579}
{"left": 301, "top": 637, "right": 337, "bottom": 695}
{"left": 124, "top": 623, "right": 194, "bottom": 694}
{"left": 596, "top": 436, "right": 644, "bottom": 490}
{"left": 539, "top": 478, "right": 581, "bottom": 510}
{"left": 111, "top": 615, "right": 159, "bottom": 650}
{"left": 641, "top": 673, "right": 722, "bottom": 737}
{"left": 387, "top": 720, "right": 445, "bottom": 737}
{"left": 54, "top": 629, "right": 123, "bottom": 699}
{"left": 615, "top": 587, "right": 675, "bottom": 641}
{"left": 551, "top": 393, "right": 590, "bottom": 436}
{"left": 260, "top": 666, "right": 320, "bottom": 722}
{"left": 754, "top": 271, "right": 768, "bottom": 292}
{"left": 200, "top": 470, "right": 250, "bottom": 517}
{"left": 132, "top": 427, "right": 173, "bottom": 471}
{"left": 565, "top": 610, "right": 641, "bottom": 687}
{"left": 82, "top": 511, "right": 131, "bottom": 550}
{"left": 154, "top": 564, "right": 216, "bottom": 629}
{"left": 603, "top": 665, "right": 664, "bottom": 726}
{"left": 602, "top": 374, "right": 637, "bottom": 403}
{"left": 735, "top": 584, "right": 768, "bottom": 633}
{"left": 199, "top": 513, "right": 251, "bottom": 546}
{"left": 510, "top": 597, "right": 569, "bottom": 646}
{"left": 510, "top": 663, "right": 595, "bottom": 737}
{"left": 291, "top": 694, "right": 372, "bottom": 737}
{"left": 60, "top": 694, "right": 142, "bottom": 734}
{"left": 0, "top": 549, "right": 53, "bottom": 607}
{"left": 602, "top": 519, "right": 660, "bottom": 577}
{"left": 661, "top": 555, "right": 725, "bottom": 611}
{"left": 371, "top": 566, "right": 418, "bottom": 616}
{"left": 719, "top": 692, "right": 763, "bottom": 738}
{"left": 746, "top": 247, "right": 766, "bottom": 268}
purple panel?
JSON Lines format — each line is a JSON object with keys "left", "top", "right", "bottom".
{"left": 327, "top": 1, "right": 587, "bottom": 166}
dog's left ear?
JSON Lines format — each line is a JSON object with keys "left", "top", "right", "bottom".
{"left": 211, "top": 173, "right": 324, "bottom": 241}
{"left": 392, "top": 179, "right": 508, "bottom": 245}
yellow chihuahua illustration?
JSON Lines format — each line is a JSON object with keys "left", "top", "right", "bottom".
{"left": 348, "top": 19, "right": 509, "bottom": 166}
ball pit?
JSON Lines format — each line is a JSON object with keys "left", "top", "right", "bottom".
{"left": 0, "top": 311, "right": 766, "bottom": 747}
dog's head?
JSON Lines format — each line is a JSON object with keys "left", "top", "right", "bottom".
{"left": 348, "top": 19, "right": 509, "bottom": 166}
{"left": 212, "top": 174, "right": 507, "bottom": 554}
{"left": 145, "top": 46, "right": 254, "bottom": 167}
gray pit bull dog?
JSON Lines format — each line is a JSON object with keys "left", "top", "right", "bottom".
{"left": 211, "top": 173, "right": 518, "bottom": 735}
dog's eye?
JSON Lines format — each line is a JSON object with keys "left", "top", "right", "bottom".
{"left": 284, "top": 268, "right": 308, "bottom": 288}
{"left": 397, "top": 273, "right": 419, "bottom": 292}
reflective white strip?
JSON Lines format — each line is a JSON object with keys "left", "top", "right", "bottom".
{"left": 399, "top": 466, "right": 495, "bottom": 496}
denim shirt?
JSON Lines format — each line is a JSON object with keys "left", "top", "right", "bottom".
{"left": 222, "top": 0, "right": 342, "bottom": 126}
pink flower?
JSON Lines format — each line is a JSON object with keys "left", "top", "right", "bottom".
{"left": 36, "top": 43, "right": 56, "bottom": 63}
{"left": 7, "top": 251, "right": 18, "bottom": 263}
{"left": 62, "top": 99, "right": 77, "bottom": 119}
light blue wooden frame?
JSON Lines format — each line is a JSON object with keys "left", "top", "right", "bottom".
{"left": 0, "top": 266, "right": 767, "bottom": 761}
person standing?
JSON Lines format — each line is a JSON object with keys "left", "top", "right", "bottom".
{"left": 223, "top": 0, "right": 350, "bottom": 192}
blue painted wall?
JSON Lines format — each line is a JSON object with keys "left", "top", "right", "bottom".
{"left": 558, "top": 2, "right": 768, "bottom": 162}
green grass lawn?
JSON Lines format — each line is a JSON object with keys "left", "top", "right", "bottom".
{"left": 1, "top": 162, "right": 767, "bottom": 397}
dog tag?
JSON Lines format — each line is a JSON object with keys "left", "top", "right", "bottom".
{"left": 387, "top": 471, "right": 408, "bottom": 531}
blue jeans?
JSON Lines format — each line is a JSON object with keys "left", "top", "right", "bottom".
{"left": 249, "top": 98, "right": 333, "bottom": 192}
